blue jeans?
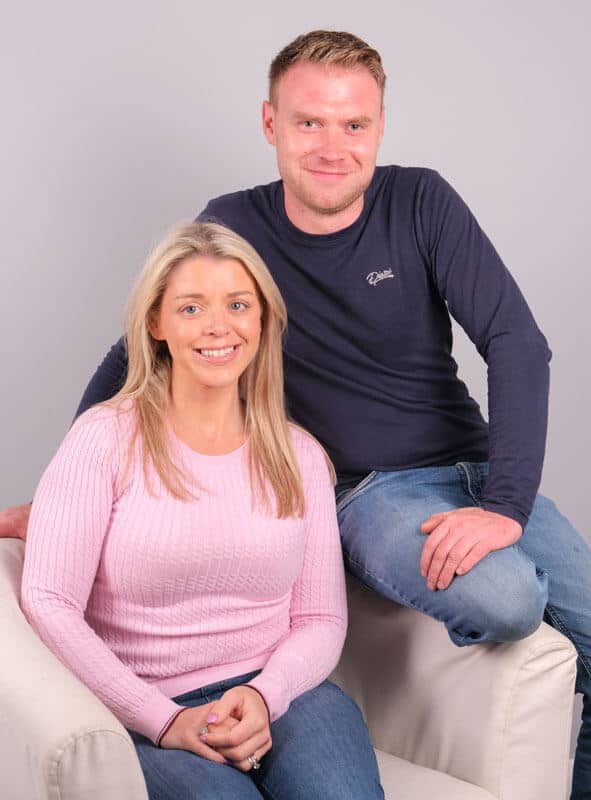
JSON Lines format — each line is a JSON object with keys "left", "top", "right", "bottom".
{"left": 336, "top": 462, "right": 591, "bottom": 800}
{"left": 129, "top": 671, "right": 384, "bottom": 800}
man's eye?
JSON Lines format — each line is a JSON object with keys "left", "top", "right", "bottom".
{"left": 302, "top": 120, "right": 317, "bottom": 128}
{"left": 230, "top": 301, "right": 247, "bottom": 311}
{"left": 349, "top": 123, "right": 363, "bottom": 131}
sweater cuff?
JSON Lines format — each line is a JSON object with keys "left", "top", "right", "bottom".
{"left": 129, "top": 690, "right": 183, "bottom": 744}
{"left": 247, "top": 673, "right": 288, "bottom": 723}
{"left": 480, "top": 501, "right": 528, "bottom": 530}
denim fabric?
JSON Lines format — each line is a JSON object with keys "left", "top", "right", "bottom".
{"left": 336, "top": 462, "right": 591, "bottom": 800}
{"left": 129, "top": 672, "right": 384, "bottom": 800}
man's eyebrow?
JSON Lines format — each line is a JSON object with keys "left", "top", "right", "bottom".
{"left": 291, "top": 111, "right": 374, "bottom": 125}
{"left": 174, "top": 291, "right": 256, "bottom": 300}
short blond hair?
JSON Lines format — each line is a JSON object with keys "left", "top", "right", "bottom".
{"left": 269, "top": 30, "right": 386, "bottom": 105}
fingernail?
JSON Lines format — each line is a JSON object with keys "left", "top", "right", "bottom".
{"left": 199, "top": 735, "right": 208, "bottom": 742}
{"left": 206, "top": 714, "right": 218, "bottom": 723}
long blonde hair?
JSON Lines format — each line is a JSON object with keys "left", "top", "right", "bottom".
{"left": 110, "top": 221, "right": 317, "bottom": 518}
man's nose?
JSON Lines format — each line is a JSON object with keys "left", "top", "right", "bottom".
{"left": 317, "top": 127, "right": 346, "bottom": 161}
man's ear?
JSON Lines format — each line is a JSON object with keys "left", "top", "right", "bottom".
{"left": 262, "top": 100, "right": 276, "bottom": 146}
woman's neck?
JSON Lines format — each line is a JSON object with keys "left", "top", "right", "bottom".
{"left": 167, "top": 375, "right": 246, "bottom": 455}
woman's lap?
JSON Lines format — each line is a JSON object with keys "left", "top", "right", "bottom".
{"left": 130, "top": 679, "right": 383, "bottom": 800}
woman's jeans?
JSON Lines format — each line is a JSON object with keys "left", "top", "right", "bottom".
{"left": 129, "top": 672, "right": 384, "bottom": 800}
{"left": 336, "top": 462, "right": 591, "bottom": 800}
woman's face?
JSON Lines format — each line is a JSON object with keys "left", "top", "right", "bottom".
{"left": 151, "top": 255, "right": 263, "bottom": 394}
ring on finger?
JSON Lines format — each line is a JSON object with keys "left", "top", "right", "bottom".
{"left": 247, "top": 753, "right": 261, "bottom": 770}
{"left": 199, "top": 725, "right": 209, "bottom": 736}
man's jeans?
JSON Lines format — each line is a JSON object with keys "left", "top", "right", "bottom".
{"left": 337, "top": 462, "right": 591, "bottom": 800}
{"left": 129, "top": 671, "right": 384, "bottom": 800}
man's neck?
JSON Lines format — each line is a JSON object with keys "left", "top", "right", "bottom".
{"left": 283, "top": 191, "right": 364, "bottom": 235}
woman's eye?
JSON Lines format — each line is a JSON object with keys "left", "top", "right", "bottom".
{"left": 182, "top": 305, "right": 198, "bottom": 315}
{"left": 230, "top": 301, "right": 247, "bottom": 311}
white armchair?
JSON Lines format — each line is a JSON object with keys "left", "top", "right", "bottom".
{"left": 0, "top": 539, "right": 576, "bottom": 800}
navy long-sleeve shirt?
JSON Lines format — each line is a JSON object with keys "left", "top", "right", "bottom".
{"left": 77, "top": 166, "right": 551, "bottom": 527}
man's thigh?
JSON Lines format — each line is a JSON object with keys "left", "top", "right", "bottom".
{"left": 257, "top": 681, "right": 384, "bottom": 800}
{"left": 337, "top": 466, "right": 547, "bottom": 645}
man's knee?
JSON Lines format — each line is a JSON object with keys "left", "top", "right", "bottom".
{"left": 452, "top": 562, "right": 547, "bottom": 644}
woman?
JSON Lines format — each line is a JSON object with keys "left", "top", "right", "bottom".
{"left": 21, "top": 222, "right": 384, "bottom": 799}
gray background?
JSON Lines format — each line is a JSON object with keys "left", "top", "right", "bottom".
{"left": 1, "top": 0, "right": 589, "bottom": 753}
{"left": 2, "top": 1, "right": 588, "bottom": 532}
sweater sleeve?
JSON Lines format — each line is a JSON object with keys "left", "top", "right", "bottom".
{"left": 417, "top": 172, "right": 551, "bottom": 527}
{"left": 247, "top": 436, "right": 347, "bottom": 721}
{"left": 75, "top": 337, "right": 129, "bottom": 420}
{"left": 20, "top": 408, "right": 181, "bottom": 743}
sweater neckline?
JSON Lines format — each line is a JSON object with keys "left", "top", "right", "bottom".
{"left": 167, "top": 424, "right": 249, "bottom": 462}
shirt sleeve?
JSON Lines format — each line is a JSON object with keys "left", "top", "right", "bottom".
{"left": 20, "top": 408, "right": 181, "bottom": 743}
{"left": 416, "top": 172, "right": 551, "bottom": 526}
{"left": 247, "top": 436, "right": 347, "bottom": 720}
{"left": 75, "top": 337, "right": 129, "bottom": 419}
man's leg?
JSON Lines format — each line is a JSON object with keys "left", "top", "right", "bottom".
{"left": 255, "top": 680, "right": 384, "bottom": 800}
{"left": 516, "top": 494, "right": 591, "bottom": 800}
{"left": 337, "top": 464, "right": 548, "bottom": 646}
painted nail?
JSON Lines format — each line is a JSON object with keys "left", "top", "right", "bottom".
{"left": 199, "top": 735, "right": 208, "bottom": 742}
{"left": 207, "top": 714, "right": 218, "bottom": 723}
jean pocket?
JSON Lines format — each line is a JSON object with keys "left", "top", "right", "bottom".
{"left": 336, "top": 471, "right": 377, "bottom": 514}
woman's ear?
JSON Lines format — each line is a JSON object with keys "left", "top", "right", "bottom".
{"left": 148, "top": 311, "right": 162, "bottom": 341}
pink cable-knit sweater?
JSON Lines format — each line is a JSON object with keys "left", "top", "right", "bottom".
{"left": 21, "top": 404, "right": 347, "bottom": 744}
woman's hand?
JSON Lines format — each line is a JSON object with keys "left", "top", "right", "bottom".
{"left": 201, "top": 686, "right": 272, "bottom": 771}
{"left": 159, "top": 702, "right": 239, "bottom": 763}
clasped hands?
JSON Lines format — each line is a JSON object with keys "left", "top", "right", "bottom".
{"left": 420, "top": 506, "right": 523, "bottom": 591}
{"left": 160, "top": 684, "right": 272, "bottom": 771}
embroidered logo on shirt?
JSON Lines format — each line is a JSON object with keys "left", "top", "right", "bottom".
{"left": 366, "top": 268, "right": 394, "bottom": 286}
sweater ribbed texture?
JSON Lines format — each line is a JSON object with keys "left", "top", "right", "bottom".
{"left": 21, "top": 404, "right": 347, "bottom": 743}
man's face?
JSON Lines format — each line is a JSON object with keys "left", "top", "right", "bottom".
{"left": 262, "top": 61, "right": 384, "bottom": 230}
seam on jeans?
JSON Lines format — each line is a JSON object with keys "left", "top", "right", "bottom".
{"left": 258, "top": 778, "right": 279, "bottom": 800}
{"left": 455, "top": 462, "right": 482, "bottom": 506}
{"left": 336, "top": 471, "right": 377, "bottom": 513}
{"left": 544, "top": 604, "right": 591, "bottom": 678}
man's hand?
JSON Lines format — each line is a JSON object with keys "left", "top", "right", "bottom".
{"left": 0, "top": 504, "right": 31, "bottom": 540}
{"left": 201, "top": 685, "right": 272, "bottom": 772}
{"left": 420, "top": 507, "right": 522, "bottom": 591}
{"left": 159, "top": 701, "right": 239, "bottom": 762}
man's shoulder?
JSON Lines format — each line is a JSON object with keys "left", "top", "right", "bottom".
{"left": 375, "top": 164, "right": 443, "bottom": 189}
{"left": 198, "top": 180, "right": 281, "bottom": 231}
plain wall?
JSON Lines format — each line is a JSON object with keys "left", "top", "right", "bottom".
{"left": 1, "top": 0, "right": 589, "bottom": 759}
{"left": 2, "top": 1, "right": 588, "bottom": 531}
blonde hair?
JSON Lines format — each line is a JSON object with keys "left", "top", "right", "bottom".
{"left": 109, "top": 221, "right": 323, "bottom": 518}
{"left": 269, "top": 30, "right": 386, "bottom": 106}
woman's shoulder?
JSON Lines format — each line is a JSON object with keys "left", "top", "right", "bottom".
{"left": 287, "top": 423, "right": 334, "bottom": 483}
{"left": 66, "top": 400, "right": 137, "bottom": 459}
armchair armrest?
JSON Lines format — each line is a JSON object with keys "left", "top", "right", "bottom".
{"left": 0, "top": 539, "right": 147, "bottom": 800}
{"left": 333, "top": 576, "right": 576, "bottom": 800}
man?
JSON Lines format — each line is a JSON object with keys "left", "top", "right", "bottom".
{"left": 3, "top": 30, "right": 590, "bottom": 798}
